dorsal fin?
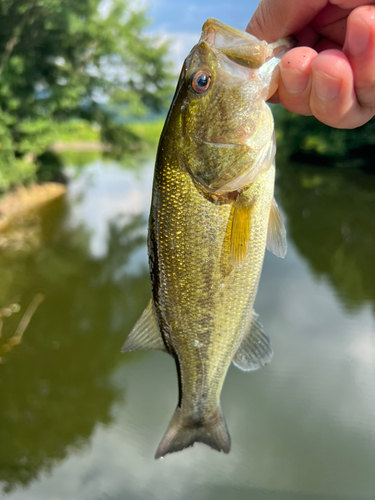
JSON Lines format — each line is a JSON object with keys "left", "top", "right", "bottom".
{"left": 230, "top": 194, "right": 255, "bottom": 267}
{"left": 122, "top": 300, "right": 167, "bottom": 353}
{"left": 232, "top": 311, "right": 273, "bottom": 371}
{"left": 266, "top": 198, "right": 287, "bottom": 258}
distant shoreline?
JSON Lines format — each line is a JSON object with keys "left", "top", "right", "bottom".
{"left": 51, "top": 141, "right": 111, "bottom": 153}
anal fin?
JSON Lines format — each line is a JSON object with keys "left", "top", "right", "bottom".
{"left": 122, "top": 299, "right": 167, "bottom": 353}
{"left": 230, "top": 194, "right": 255, "bottom": 267}
{"left": 232, "top": 311, "right": 273, "bottom": 371}
{"left": 267, "top": 198, "right": 287, "bottom": 258}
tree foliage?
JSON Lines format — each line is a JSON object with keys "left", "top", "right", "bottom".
{"left": 0, "top": 0, "right": 173, "bottom": 190}
{"left": 274, "top": 105, "right": 375, "bottom": 170}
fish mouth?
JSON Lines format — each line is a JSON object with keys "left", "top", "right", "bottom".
{"left": 200, "top": 18, "right": 295, "bottom": 69}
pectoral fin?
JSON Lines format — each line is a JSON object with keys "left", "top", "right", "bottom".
{"left": 230, "top": 194, "right": 255, "bottom": 267}
{"left": 266, "top": 198, "right": 287, "bottom": 258}
{"left": 122, "top": 300, "right": 167, "bottom": 353}
{"left": 232, "top": 311, "right": 273, "bottom": 371}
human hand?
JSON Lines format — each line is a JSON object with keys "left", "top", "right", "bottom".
{"left": 247, "top": 1, "right": 375, "bottom": 129}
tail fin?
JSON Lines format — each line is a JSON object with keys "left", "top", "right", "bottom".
{"left": 155, "top": 405, "right": 231, "bottom": 459}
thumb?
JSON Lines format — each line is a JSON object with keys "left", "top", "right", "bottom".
{"left": 246, "top": 0, "right": 327, "bottom": 42}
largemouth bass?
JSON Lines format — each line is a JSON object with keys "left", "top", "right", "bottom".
{"left": 123, "top": 19, "right": 293, "bottom": 459}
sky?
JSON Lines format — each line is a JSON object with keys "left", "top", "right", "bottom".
{"left": 146, "top": 0, "right": 260, "bottom": 33}
{"left": 143, "top": 0, "right": 261, "bottom": 70}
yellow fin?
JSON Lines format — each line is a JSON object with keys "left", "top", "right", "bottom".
{"left": 230, "top": 194, "right": 255, "bottom": 267}
{"left": 266, "top": 198, "right": 287, "bottom": 258}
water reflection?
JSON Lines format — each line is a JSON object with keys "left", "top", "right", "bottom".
{"left": 1, "top": 157, "right": 375, "bottom": 499}
{"left": 0, "top": 162, "right": 151, "bottom": 493}
{"left": 276, "top": 161, "right": 375, "bottom": 313}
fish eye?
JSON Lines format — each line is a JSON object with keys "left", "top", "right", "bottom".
{"left": 189, "top": 70, "right": 211, "bottom": 94}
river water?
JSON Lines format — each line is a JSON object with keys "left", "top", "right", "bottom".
{"left": 1, "top": 151, "right": 375, "bottom": 500}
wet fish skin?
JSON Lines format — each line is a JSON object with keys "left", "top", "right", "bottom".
{"left": 123, "top": 18, "right": 292, "bottom": 458}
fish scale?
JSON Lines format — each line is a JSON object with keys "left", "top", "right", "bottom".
{"left": 152, "top": 150, "right": 275, "bottom": 431}
{"left": 122, "top": 18, "right": 293, "bottom": 458}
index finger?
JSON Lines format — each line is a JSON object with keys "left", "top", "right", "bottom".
{"left": 246, "top": 0, "right": 327, "bottom": 42}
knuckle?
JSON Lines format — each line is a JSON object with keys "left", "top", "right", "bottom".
{"left": 247, "top": 1, "right": 276, "bottom": 42}
{"left": 356, "top": 84, "right": 375, "bottom": 109}
{"left": 280, "top": 94, "right": 312, "bottom": 116}
{"left": 310, "top": 101, "right": 344, "bottom": 128}
{"left": 313, "top": 109, "right": 371, "bottom": 130}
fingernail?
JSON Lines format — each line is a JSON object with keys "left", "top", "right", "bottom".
{"left": 347, "top": 17, "right": 370, "bottom": 56}
{"left": 313, "top": 70, "right": 341, "bottom": 101}
{"left": 280, "top": 66, "right": 309, "bottom": 94}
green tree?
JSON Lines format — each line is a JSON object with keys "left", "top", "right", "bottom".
{"left": 0, "top": 0, "right": 173, "bottom": 190}
{"left": 274, "top": 105, "right": 375, "bottom": 170}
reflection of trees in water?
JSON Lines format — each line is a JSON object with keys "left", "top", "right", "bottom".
{"left": 0, "top": 199, "right": 150, "bottom": 493}
{"left": 276, "top": 161, "right": 375, "bottom": 312}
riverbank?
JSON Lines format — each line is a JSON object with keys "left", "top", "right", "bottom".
{"left": 0, "top": 183, "right": 67, "bottom": 233}
{"left": 0, "top": 119, "right": 164, "bottom": 197}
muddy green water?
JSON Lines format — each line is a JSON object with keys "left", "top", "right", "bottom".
{"left": 1, "top": 154, "right": 375, "bottom": 500}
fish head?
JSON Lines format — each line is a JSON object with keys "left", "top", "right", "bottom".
{"left": 172, "top": 18, "right": 294, "bottom": 194}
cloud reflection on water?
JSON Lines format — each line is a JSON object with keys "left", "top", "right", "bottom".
{"left": 2, "top": 158, "right": 375, "bottom": 499}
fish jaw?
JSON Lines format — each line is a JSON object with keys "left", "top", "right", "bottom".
{"left": 201, "top": 18, "right": 294, "bottom": 79}
{"left": 201, "top": 18, "right": 274, "bottom": 69}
